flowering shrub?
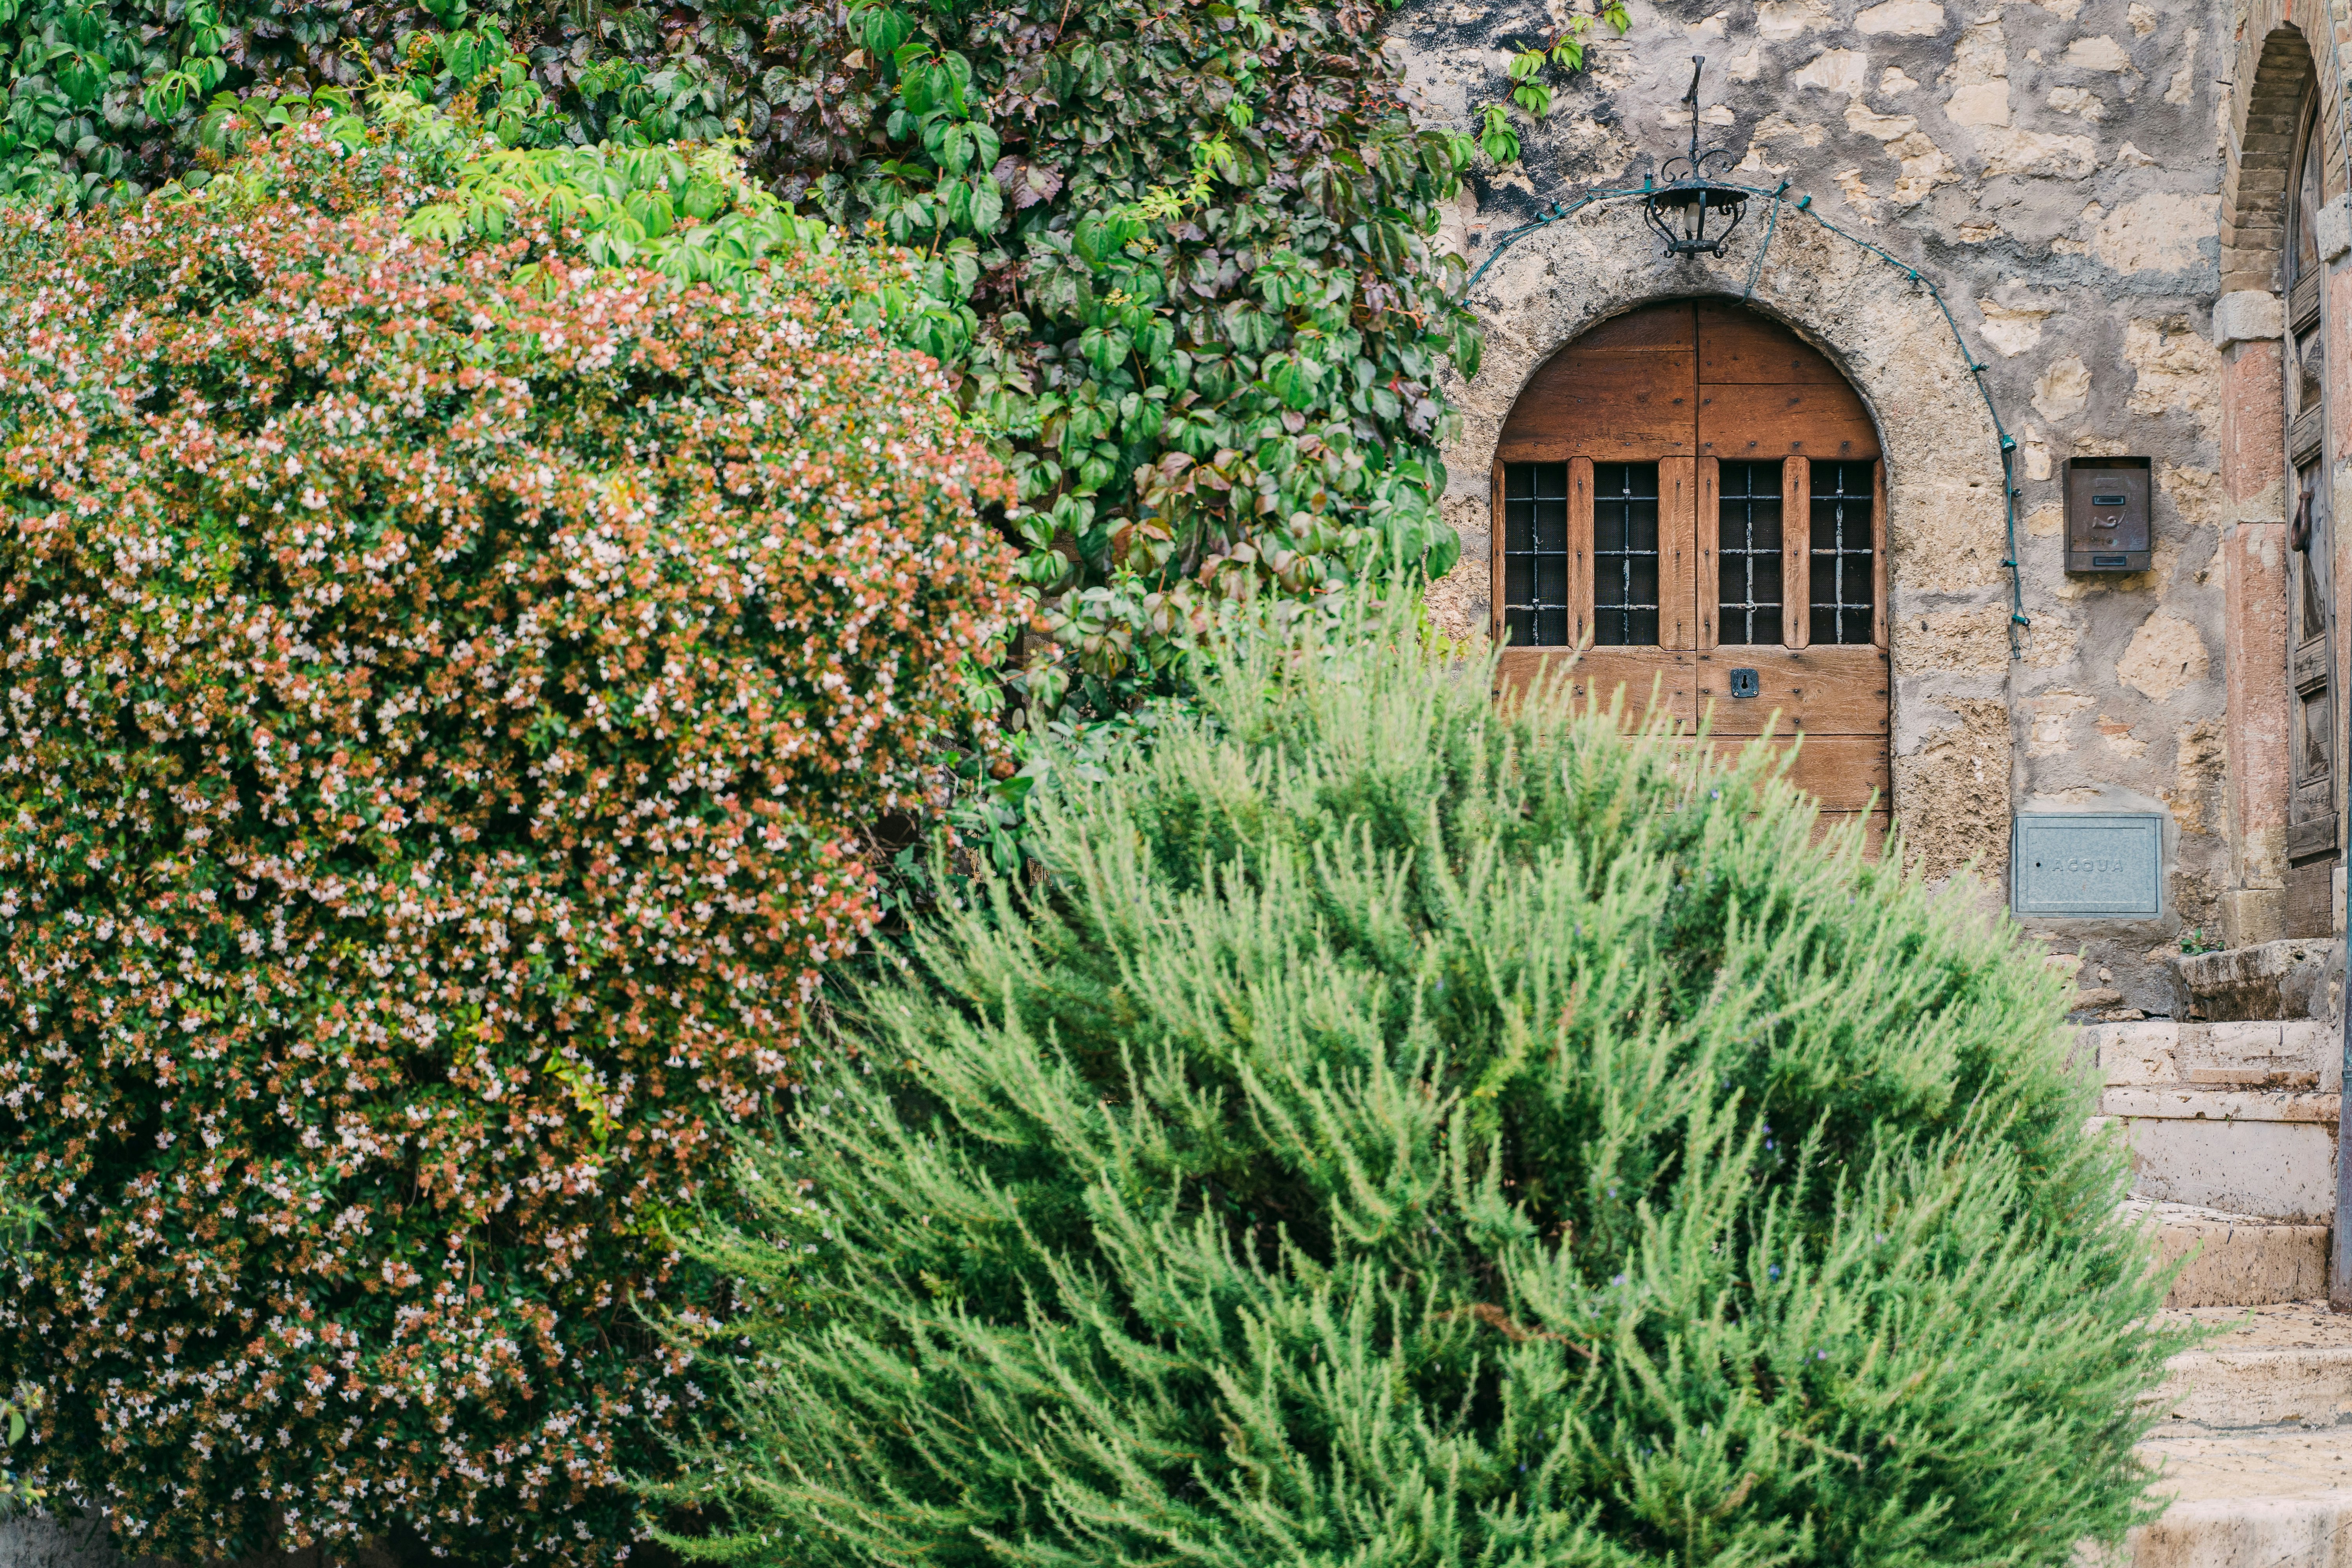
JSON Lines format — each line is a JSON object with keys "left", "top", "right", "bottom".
{"left": 2, "top": 0, "right": 1534, "bottom": 747}
{"left": 0, "top": 119, "right": 1017, "bottom": 1564}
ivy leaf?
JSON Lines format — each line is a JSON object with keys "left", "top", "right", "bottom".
{"left": 968, "top": 175, "right": 1003, "bottom": 232}
{"left": 864, "top": 9, "right": 911, "bottom": 64}
{"left": 899, "top": 59, "right": 936, "bottom": 114}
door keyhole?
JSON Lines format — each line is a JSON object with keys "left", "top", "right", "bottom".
{"left": 1730, "top": 668, "right": 1761, "bottom": 699}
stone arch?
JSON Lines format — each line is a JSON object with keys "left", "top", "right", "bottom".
{"left": 2208, "top": 5, "right": 2352, "bottom": 944}
{"left": 2220, "top": 18, "right": 2340, "bottom": 292}
{"left": 1426, "top": 202, "right": 2011, "bottom": 884}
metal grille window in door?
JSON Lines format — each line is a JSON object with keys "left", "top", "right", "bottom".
{"left": 1809, "top": 460, "right": 1877, "bottom": 646}
{"left": 1593, "top": 462, "right": 1660, "bottom": 646}
{"left": 1717, "top": 459, "right": 1782, "bottom": 645}
{"left": 1501, "top": 463, "right": 1572, "bottom": 648}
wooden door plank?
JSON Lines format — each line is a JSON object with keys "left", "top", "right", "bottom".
{"left": 1690, "top": 733, "right": 1891, "bottom": 811}
{"left": 1497, "top": 368, "right": 1696, "bottom": 459}
{"left": 1493, "top": 649, "right": 1698, "bottom": 729}
{"left": 1872, "top": 458, "right": 1889, "bottom": 650}
{"left": 1697, "top": 457, "right": 1721, "bottom": 651}
{"left": 1490, "top": 459, "right": 1506, "bottom": 644}
{"left": 1691, "top": 646, "right": 1890, "bottom": 736}
{"left": 1698, "top": 383, "right": 1879, "bottom": 461}
{"left": 1575, "top": 303, "right": 1699, "bottom": 353}
{"left": 1569, "top": 455, "right": 1595, "bottom": 649}
{"left": 1782, "top": 458, "right": 1810, "bottom": 650}
{"left": 1697, "top": 302, "right": 1850, "bottom": 384}
{"left": 1813, "top": 811, "right": 1891, "bottom": 857}
{"left": 1660, "top": 456, "right": 1697, "bottom": 650}
{"left": 1501, "top": 303, "right": 1697, "bottom": 459}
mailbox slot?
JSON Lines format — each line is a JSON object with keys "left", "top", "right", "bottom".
{"left": 2064, "top": 457, "right": 2152, "bottom": 573}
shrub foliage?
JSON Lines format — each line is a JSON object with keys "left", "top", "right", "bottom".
{"left": 2, "top": 0, "right": 1534, "bottom": 733}
{"left": 656, "top": 627, "right": 2181, "bottom": 1567}
{"left": 0, "top": 121, "right": 1016, "bottom": 1563}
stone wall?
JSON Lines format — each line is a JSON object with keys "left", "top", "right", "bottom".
{"left": 1392, "top": 0, "right": 2236, "bottom": 1011}
{"left": 0, "top": 1516, "right": 138, "bottom": 1568}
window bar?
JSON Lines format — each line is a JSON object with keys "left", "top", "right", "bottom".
{"left": 1808, "top": 459, "right": 1877, "bottom": 646}
{"left": 1592, "top": 461, "right": 1661, "bottom": 647}
{"left": 1715, "top": 459, "right": 1784, "bottom": 647}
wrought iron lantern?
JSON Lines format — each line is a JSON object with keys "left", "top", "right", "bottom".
{"left": 1642, "top": 56, "right": 1748, "bottom": 258}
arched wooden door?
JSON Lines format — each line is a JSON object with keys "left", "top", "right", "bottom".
{"left": 2281, "top": 96, "right": 2338, "bottom": 933}
{"left": 1491, "top": 299, "right": 1891, "bottom": 833}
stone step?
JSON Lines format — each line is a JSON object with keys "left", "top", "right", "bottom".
{"left": 2112, "top": 1302, "right": 2352, "bottom": 1564}
{"left": 2149, "top": 1303, "right": 2352, "bottom": 1431}
{"left": 2100, "top": 1110, "right": 2338, "bottom": 1226}
{"left": 2077, "top": 1022, "right": 2343, "bottom": 1225}
{"left": 2123, "top": 1461, "right": 2352, "bottom": 1566}
{"left": 2081, "top": 1020, "right": 2341, "bottom": 1092}
{"left": 2131, "top": 1202, "right": 2333, "bottom": 1308}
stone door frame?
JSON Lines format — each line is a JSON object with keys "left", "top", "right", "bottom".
{"left": 1433, "top": 202, "right": 2013, "bottom": 885}
{"left": 2213, "top": 4, "right": 2352, "bottom": 944}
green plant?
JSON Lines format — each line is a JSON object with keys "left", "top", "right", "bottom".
{"left": 2, "top": 0, "right": 1515, "bottom": 739}
{"left": 647, "top": 615, "right": 2184, "bottom": 1568}
{"left": 0, "top": 0, "right": 708, "bottom": 207}
{"left": 1476, "top": 4, "right": 1629, "bottom": 165}
{"left": 0, "top": 1208, "right": 45, "bottom": 1521}
{"left": 0, "top": 1385, "right": 44, "bottom": 1519}
{"left": 0, "top": 116, "right": 1016, "bottom": 1564}
{"left": 2178, "top": 927, "right": 2223, "bottom": 956}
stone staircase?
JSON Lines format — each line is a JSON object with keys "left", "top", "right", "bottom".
{"left": 2082, "top": 1014, "right": 2352, "bottom": 1563}
{"left": 2130, "top": 1303, "right": 2352, "bottom": 1565}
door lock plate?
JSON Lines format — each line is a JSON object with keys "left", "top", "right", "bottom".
{"left": 1729, "top": 668, "right": 1761, "bottom": 699}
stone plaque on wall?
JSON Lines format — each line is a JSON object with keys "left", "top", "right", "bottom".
{"left": 2011, "top": 814, "right": 2165, "bottom": 918}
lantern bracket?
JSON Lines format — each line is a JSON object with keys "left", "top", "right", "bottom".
{"left": 1641, "top": 56, "right": 1748, "bottom": 259}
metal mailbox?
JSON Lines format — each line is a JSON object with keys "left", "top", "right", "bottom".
{"left": 2011, "top": 813, "right": 2164, "bottom": 918}
{"left": 2064, "top": 457, "right": 2152, "bottom": 573}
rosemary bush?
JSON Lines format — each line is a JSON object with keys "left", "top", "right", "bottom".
{"left": 652, "top": 621, "right": 2180, "bottom": 1568}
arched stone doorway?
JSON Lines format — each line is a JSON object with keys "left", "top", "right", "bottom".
{"left": 2213, "top": 9, "right": 2351, "bottom": 943}
{"left": 2280, "top": 76, "right": 2339, "bottom": 931}
{"left": 1489, "top": 298, "right": 1892, "bottom": 837}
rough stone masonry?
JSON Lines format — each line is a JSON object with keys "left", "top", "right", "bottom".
{"left": 1392, "top": 0, "right": 2320, "bottom": 1017}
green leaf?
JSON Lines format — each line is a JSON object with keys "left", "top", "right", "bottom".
{"left": 899, "top": 60, "right": 936, "bottom": 114}
{"left": 968, "top": 176, "right": 1003, "bottom": 233}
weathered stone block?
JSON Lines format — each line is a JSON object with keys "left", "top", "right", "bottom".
{"left": 2114, "top": 1115, "right": 2336, "bottom": 1223}
{"left": 2210, "top": 289, "right": 2286, "bottom": 348}
{"left": 2319, "top": 194, "right": 2352, "bottom": 264}
{"left": 2137, "top": 1203, "right": 2333, "bottom": 1307}
{"left": 2176, "top": 938, "right": 2341, "bottom": 1021}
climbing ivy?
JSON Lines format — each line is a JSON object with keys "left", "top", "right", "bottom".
{"left": 1476, "top": 3, "right": 1630, "bottom": 165}
{"left": 778, "top": 0, "right": 1494, "bottom": 730}
{"left": 0, "top": 0, "right": 739, "bottom": 204}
